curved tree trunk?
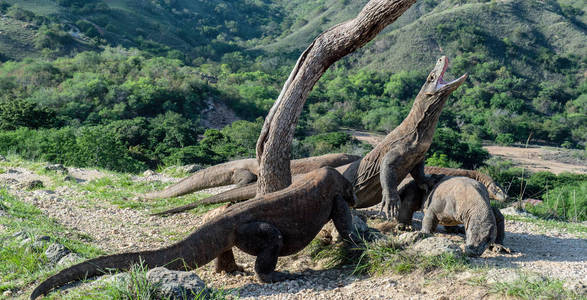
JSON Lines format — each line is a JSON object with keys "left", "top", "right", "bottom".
{"left": 256, "top": 0, "right": 417, "bottom": 195}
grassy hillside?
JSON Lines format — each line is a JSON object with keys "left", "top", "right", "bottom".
{"left": 0, "top": 0, "right": 286, "bottom": 61}
{"left": 0, "top": 0, "right": 585, "bottom": 173}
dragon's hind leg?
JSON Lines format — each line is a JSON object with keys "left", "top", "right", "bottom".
{"left": 235, "top": 222, "right": 296, "bottom": 282}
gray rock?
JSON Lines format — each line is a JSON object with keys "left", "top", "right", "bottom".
{"left": 37, "top": 235, "right": 51, "bottom": 242}
{"left": 45, "top": 164, "right": 68, "bottom": 174}
{"left": 0, "top": 178, "right": 19, "bottom": 186}
{"left": 411, "top": 236, "right": 462, "bottom": 257}
{"left": 143, "top": 170, "right": 157, "bottom": 176}
{"left": 7, "top": 169, "right": 20, "bottom": 174}
{"left": 146, "top": 267, "right": 208, "bottom": 300}
{"left": 29, "top": 236, "right": 52, "bottom": 251}
{"left": 57, "top": 253, "right": 83, "bottom": 266}
{"left": 22, "top": 180, "right": 44, "bottom": 190}
{"left": 182, "top": 164, "right": 203, "bottom": 173}
{"left": 485, "top": 269, "right": 521, "bottom": 284}
{"left": 564, "top": 280, "right": 586, "bottom": 296}
{"left": 12, "top": 231, "right": 28, "bottom": 240}
{"left": 500, "top": 207, "right": 536, "bottom": 218}
{"left": 64, "top": 175, "right": 83, "bottom": 183}
{"left": 0, "top": 155, "right": 6, "bottom": 161}
{"left": 45, "top": 243, "right": 70, "bottom": 264}
{"left": 396, "top": 231, "right": 427, "bottom": 246}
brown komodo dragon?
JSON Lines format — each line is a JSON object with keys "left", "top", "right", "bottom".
{"left": 141, "top": 153, "right": 360, "bottom": 200}
{"left": 152, "top": 166, "right": 505, "bottom": 216}
{"left": 152, "top": 57, "right": 467, "bottom": 219}
{"left": 415, "top": 176, "right": 506, "bottom": 257}
{"left": 31, "top": 167, "right": 358, "bottom": 299}
{"left": 338, "top": 56, "right": 467, "bottom": 217}
{"left": 407, "top": 166, "right": 507, "bottom": 201}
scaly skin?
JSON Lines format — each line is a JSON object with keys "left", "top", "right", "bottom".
{"left": 336, "top": 56, "right": 467, "bottom": 218}
{"left": 418, "top": 176, "right": 505, "bottom": 257}
{"left": 422, "top": 167, "right": 507, "bottom": 201}
{"left": 141, "top": 153, "right": 360, "bottom": 200}
{"left": 153, "top": 166, "right": 505, "bottom": 216}
{"left": 31, "top": 167, "right": 357, "bottom": 299}
{"left": 152, "top": 57, "right": 466, "bottom": 219}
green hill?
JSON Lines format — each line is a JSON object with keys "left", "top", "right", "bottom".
{"left": 0, "top": 0, "right": 585, "bottom": 173}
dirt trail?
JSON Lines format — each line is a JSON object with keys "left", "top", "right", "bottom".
{"left": 484, "top": 145, "right": 586, "bottom": 174}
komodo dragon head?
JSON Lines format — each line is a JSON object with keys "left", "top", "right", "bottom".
{"left": 406, "top": 56, "right": 467, "bottom": 143}
{"left": 421, "top": 56, "right": 467, "bottom": 97}
{"left": 487, "top": 183, "right": 508, "bottom": 202}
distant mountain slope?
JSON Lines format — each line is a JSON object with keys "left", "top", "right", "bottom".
{"left": 262, "top": 0, "right": 585, "bottom": 79}
{"left": 0, "top": 0, "right": 286, "bottom": 60}
{"left": 1, "top": 0, "right": 584, "bottom": 72}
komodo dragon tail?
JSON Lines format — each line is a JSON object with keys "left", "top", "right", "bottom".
{"left": 151, "top": 183, "right": 258, "bottom": 216}
{"left": 424, "top": 166, "right": 508, "bottom": 201}
{"left": 31, "top": 221, "right": 232, "bottom": 299}
{"left": 141, "top": 160, "right": 256, "bottom": 200}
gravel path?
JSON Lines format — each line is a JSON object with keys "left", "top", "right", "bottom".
{"left": 1, "top": 164, "right": 585, "bottom": 298}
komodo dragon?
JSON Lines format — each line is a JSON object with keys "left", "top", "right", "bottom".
{"left": 337, "top": 56, "right": 467, "bottom": 217}
{"left": 141, "top": 153, "right": 360, "bottom": 200}
{"left": 31, "top": 167, "right": 358, "bottom": 299}
{"left": 408, "top": 167, "right": 507, "bottom": 201}
{"left": 152, "top": 166, "right": 505, "bottom": 216}
{"left": 417, "top": 176, "right": 506, "bottom": 257}
{"left": 151, "top": 57, "right": 466, "bottom": 219}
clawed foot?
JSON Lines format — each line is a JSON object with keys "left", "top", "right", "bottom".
{"left": 257, "top": 271, "right": 299, "bottom": 283}
{"left": 489, "top": 244, "right": 512, "bottom": 254}
{"left": 380, "top": 193, "right": 400, "bottom": 220}
{"left": 216, "top": 263, "right": 245, "bottom": 273}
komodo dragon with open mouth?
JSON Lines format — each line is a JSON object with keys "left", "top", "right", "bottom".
{"left": 396, "top": 175, "right": 507, "bottom": 256}
{"left": 31, "top": 167, "right": 358, "bottom": 299}
{"left": 152, "top": 166, "right": 505, "bottom": 216}
{"left": 339, "top": 56, "right": 467, "bottom": 218}
{"left": 151, "top": 57, "right": 467, "bottom": 219}
{"left": 141, "top": 153, "right": 360, "bottom": 200}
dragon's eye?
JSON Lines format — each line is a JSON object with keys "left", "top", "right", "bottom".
{"left": 428, "top": 74, "right": 435, "bottom": 82}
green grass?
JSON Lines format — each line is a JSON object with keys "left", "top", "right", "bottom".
{"left": 308, "top": 237, "right": 470, "bottom": 277}
{"left": 80, "top": 174, "right": 224, "bottom": 214}
{"left": 353, "top": 239, "right": 470, "bottom": 276}
{"left": 525, "top": 182, "right": 586, "bottom": 222}
{"left": 0, "top": 189, "right": 103, "bottom": 294}
{"left": 39, "top": 259, "right": 232, "bottom": 300}
{"left": 489, "top": 274, "right": 583, "bottom": 300}
{"left": 504, "top": 215, "right": 587, "bottom": 238}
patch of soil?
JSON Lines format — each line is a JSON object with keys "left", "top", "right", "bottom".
{"left": 484, "top": 145, "right": 587, "bottom": 174}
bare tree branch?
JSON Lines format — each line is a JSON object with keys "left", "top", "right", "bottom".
{"left": 256, "top": 0, "right": 417, "bottom": 195}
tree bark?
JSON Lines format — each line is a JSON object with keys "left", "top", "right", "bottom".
{"left": 256, "top": 0, "right": 417, "bottom": 195}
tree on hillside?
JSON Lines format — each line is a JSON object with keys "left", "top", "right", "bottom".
{"left": 255, "top": 0, "right": 417, "bottom": 195}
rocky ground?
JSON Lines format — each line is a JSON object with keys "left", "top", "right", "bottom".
{"left": 0, "top": 160, "right": 585, "bottom": 299}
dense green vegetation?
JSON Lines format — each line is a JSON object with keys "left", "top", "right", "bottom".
{"left": 484, "top": 161, "right": 587, "bottom": 221}
{"left": 0, "top": 0, "right": 584, "bottom": 175}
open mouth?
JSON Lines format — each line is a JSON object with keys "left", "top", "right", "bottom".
{"left": 435, "top": 58, "right": 467, "bottom": 91}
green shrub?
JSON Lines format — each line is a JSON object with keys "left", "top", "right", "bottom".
{"left": 426, "top": 153, "right": 462, "bottom": 168}
{"left": 496, "top": 133, "right": 515, "bottom": 145}
{"left": 525, "top": 182, "right": 586, "bottom": 222}
{"left": 428, "top": 127, "right": 490, "bottom": 169}
{"left": 0, "top": 99, "right": 56, "bottom": 130}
